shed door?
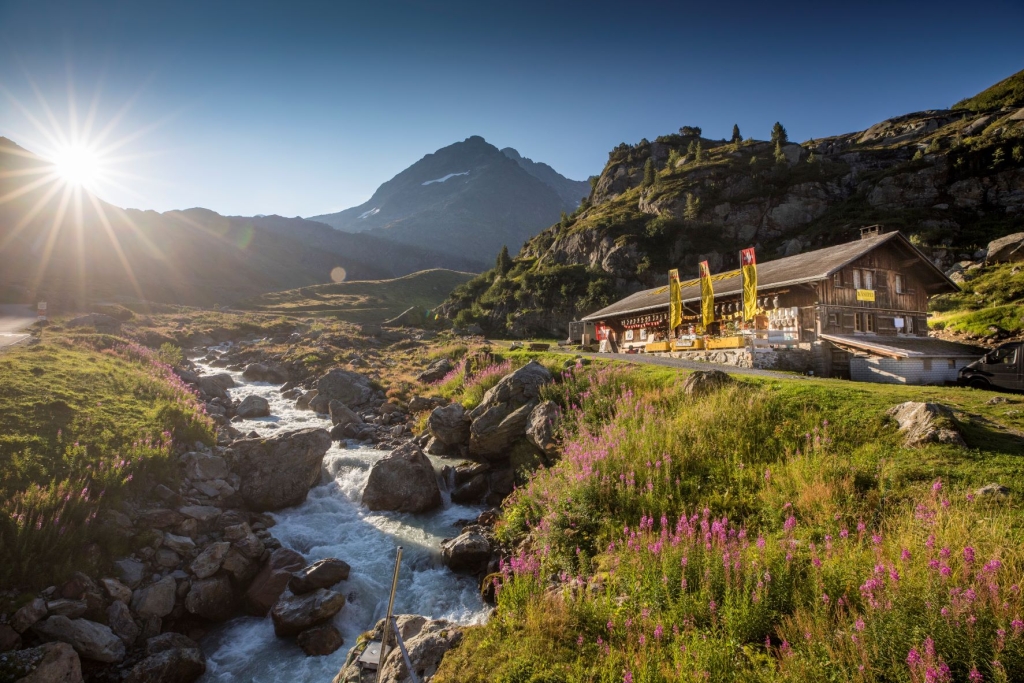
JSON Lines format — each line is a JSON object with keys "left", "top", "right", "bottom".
{"left": 830, "top": 346, "right": 851, "bottom": 380}
{"left": 800, "top": 307, "right": 817, "bottom": 342}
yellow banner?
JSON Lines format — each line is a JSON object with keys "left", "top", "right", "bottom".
{"left": 856, "top": 289, "right": 876, "bottom": 302}
{"left": 741, "top": 248, "right": 757, "bottom": 321}
{"left": 668, "top": 269, "right": 682, "bottom": 330}
{"left": 699, "top": 261, "right": 714, "bottom": 328}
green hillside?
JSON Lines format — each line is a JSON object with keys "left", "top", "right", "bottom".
{"left": 931, "top": 263, "right": 1024, "bottom": 336}
{"left": 244, "top": 268, "right": 475, "bottom": 324}
{"left": 954, "top": 67, "right": 1024, "bottom": 112}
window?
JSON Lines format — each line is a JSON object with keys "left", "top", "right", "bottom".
{"left": 625, "top": 329, "right": 634, "bottom": 341}
{"left": 828, "top": 312, "right": 839, "bottom": 327}
{"left": 992, "top": 346, "right": 1018, "bottom": 365}
{"left": 905, "top": 316, "right": 914, "bottom": 334}
{"left": 852, "top": 269, "right": 861, "bottom": 289}
{"left": 855, "top": 312, "right": 875, "bottom": 333}
{"left": 833, "top": 272, "right": 843, "bottom": 288}
{"left": 923, "top": 358, "right": 932, "bottom": 371}
{"left": 948, "top": 359, "right": 956, "bottom": 369}
{"left": 895, "top": 274, "right": 903, "bottom": 294}
{"left": 854, "top": 312, "right": 862, "bottom": 332}
{"left": 863, "top": 270, "right": 874, "bottom": 290}
{"left": 639, "top": 328, "right": 648, "bottom": 341}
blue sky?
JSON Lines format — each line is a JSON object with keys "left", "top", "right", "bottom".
{"left": 1, "top": 0, "right": 1021, "bottom": 217}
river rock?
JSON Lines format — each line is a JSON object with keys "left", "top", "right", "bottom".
{"left": 440, "top": 532, "right": 491, "bottom": 573}
{"left": 179, "top": 505, "right": 222, "bottom": 526}
{"left": 6, "top": 642, "right": 83, "bottom": 683}
{"left": 336, "top": 615, "right": 462, "bottom": 683}
{"left": 191, "top": 541, "right": 231, "bottom": 579}
{"left": 32, "top": 616, "right": 125, "bottom": 663}
{"left": 245, "top": 548, "right": 307, "bottom": 616}
{"left": 329, "top": 399, "right": 361, "bottom": 428}
{"left": 887, "top": 402, "right": 966, "bottom": 448}
{"left": 228, "top": 428, "right": 332, "bottom": 511}
{"left": 131, "top": 576, "right": 177, "bottom": 619}
{"left": 297, "top": 624, "right": 344, "bottom": 657}
{"left": 451, "top": 474, "right": 488, "bottom": 504}
{"left": 106, "top": 600, "right": 140, "bottom": 646}
{"left": 163, "top": 532, "right": 197, "bottom": 555}
{"left": 100, "top": 578, "right": 133, "bottom": 604}
{"left": 182, "top": 452, "right": 230, "bottom": 481}
{"left": 185, "top": 575, "right": 237, "bottom": 622}
{"left": 243, "top": 363, "right": 289, "bottom": 383}
{"left": 469, "top": 402, "right": 534, "bottom": 460}
{"left": 428, "top": 403, "right": 470, "bottom": 446}
{"left": 986, "top": 231, "right": 1024, "bottom": 264}
{"left": 197, "top": 374, "right": 234, "bottom": 400}
{"left": 12, "top": 598, "right": 47, "bottom": 633}
{"left": 236, "top": 395, "right": 271, "bottom": 418}
{"left": 113, "top": 559, "right": 146, "bottom": 589}
{"left": 289, "top": 558, "right": 351, "bottom": 595}
{"left": 362, "top": 442, "right": 442, "bottom": 513}
{"left": 682, "top": 369, "right": 733, "bottom": 396}
{"left": 270, "top": 589, "right": 346, "bottom": 637}
{"left": 417, "top": 358, "right": 453, "bottom": 384}
{"left": 316, "top": 368, "right": 374, "bottom": 408}
{"left": 45, "top": 600, "right": 86, "bottom": 619}
{"left": 526, "top": 400, "right": 560, "bottom": 457}
{"left": 123, "top": 633, "right": 206, "bottom": 683}
{"left": 137, "top": 508, "right": 184, "bottom": 529}
{"left": 295, "top": 389, "right": 318, "bottom": 411}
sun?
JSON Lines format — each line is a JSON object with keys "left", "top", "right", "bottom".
{"left": 50, "top": 143, "right": 104, "bottom": 190}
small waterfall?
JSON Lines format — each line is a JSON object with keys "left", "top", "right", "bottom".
{"left": 193, "top": 354, "right": 489, "bottom": 683}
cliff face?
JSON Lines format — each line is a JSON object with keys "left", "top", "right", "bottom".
{"left": 441, "top": 70, "right": 1024, "bottom": 337}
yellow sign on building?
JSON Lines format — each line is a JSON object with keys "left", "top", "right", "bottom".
{"left": 856, "top": 289, "right": 876, "bottom": 302}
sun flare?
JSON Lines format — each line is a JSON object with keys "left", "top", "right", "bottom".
{"left": 50, "top": 143, "right": 104, "bottom": 190}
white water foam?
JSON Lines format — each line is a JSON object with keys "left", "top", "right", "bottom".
{"left": 195, "top": 348, "right": 489, "bottom": 682}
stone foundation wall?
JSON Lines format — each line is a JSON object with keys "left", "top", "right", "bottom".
{"left": 663, "top": 346, "right": 816, "bottom": 373}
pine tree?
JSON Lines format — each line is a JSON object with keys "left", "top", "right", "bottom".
{"left": 731, "top": 124, "right": 741, "bottom": 143}
{"left": 693, "top": 140, "right": 704, "bottom": 164}
{"left": 684, "top": 192, "right": 701, "bottom": 220}
{"left": 774, "top": 140, "right": 787, "bottom": 165}
{"left": 560, "top": 211, "right": 570, "bottom": 228}
{"left": 495, "top": 245, "right": 512, "bottom": 276}
{"left": 642, "top": 158, "right": 655, "bottom": 187}
{"left": 771, "top": 122, "right": 788, "bottom": 146}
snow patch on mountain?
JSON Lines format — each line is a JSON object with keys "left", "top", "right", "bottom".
{"left": 422, "top": 171, "right": 470, "bottom": 186}
{"left": 358, "top": 207, "right": 380, "bottom": 219}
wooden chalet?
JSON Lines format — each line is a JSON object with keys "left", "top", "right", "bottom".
{"left": 580, "top": 228, "right": 983, "bottom": 383}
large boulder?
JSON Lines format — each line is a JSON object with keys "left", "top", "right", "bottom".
{"left": 887, "top": 402, "right": 966, "bottom": 448}
{"left": 297, "top": 624, "right": 344, "bottom": 657}
{"left": 682, "top": 369, "right": 733, "bottom": 397}
{"left": 986, "top": 231, "right": 1024, "bottom": 264}
{"left": 362, "top": 443, "right": 442, "bottom": 513}
{"left": 123, "top": 633, "right": 206, "bottom": 683}
{"left": 235, "top": 395, "right": 271, "bottom": 418}
{"left": 245, "top": 548, "right": 307, "bottom": 616}
{"left": 289, "top": 558, "right": 351, "bottom": 595}
{"left": 6, "top": 642, "right": 83, "bottom": 683}
{"left": 470, "top": 360, "right": 551, "bottom": 414}
{"left": 417, "top": 358, "right": 454, "bottom": 384}
{"left": 32, "top": 616, "right": 125, "bottom": 663}
{"left": 468, "top": 402, "right": 534, "bottom": 460}
{"left": 131, "top": 576, "right": 177, "bottom": 619}
{"left": 184, "top": 575, "right": 238, "bottom": 622}
{"left": 333, "top": 615, "right": 462, "bottom": 683}
{"left": 440, "top": 532, "right": 491, "bottom": 573}
{"left": 190, "top": 541, "right": 231, "bottom": 579}
{"left": 329, "top": 400, "right": 362, "bottom": 428}
{"left": 428, "top": 403, "right": 470, "bottom": 446}
{"left": 228, "top": 428, "right": 332, "bottom": 511}
{"left": 197, "top": 374, "right": 234, "bottom": 400}
{"left": 182, "top": 452, "right": 230, "bottom": 481}
{"left": 243, "top": 363, "right": 289, "bottom": 383}
{"left": 526, "top": 400, "right": 560, "bottom": 457}
{"left": 270, "top": 589, "right": 346, "bottom": 637}
{"left": 12, "top": 598, "right": 47, "bottom": 633}
{"left": 317, "top": 368, "right": 374, "bottom": 408}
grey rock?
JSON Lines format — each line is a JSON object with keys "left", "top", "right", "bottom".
{"left": 470, "top": 361, "right": 551, "bottom": 417}
{"left": 100, "top": 578, "right": 132, "bottom": 604}
{"left": 295, "top": 389, "right": 318, "bottom": 411}
{"left": 131, "top": 576, "right": 177, "bottom": 619}
{"left": 178, "top": 505, "right": 222, "bottom": 525}
{"left": 297, "top": 624, "right": 344, "bottom": 657}
{"left": 440, "top": 532, "right": 491, "bottom": 573}
{"left": 163, "top": 532, "right": 197, "bottom": 555}
{"left": 123, "top": 633, "right": 205, "bottom": 683}
{"left": 113, "top": 559, "right": 146, "bottom": 589}
{"left": 243, "top": 363, "right": 289, "bottom": 383}
{"left": 417, "top": 358, "right": 453, "bottom": 384}
{"left": 469, "top": 402, "right": 534, "bottom": 460}
{"left": 335, "top": 615, "right": 462, "bottom": 683}
{"left": 362, "top": 442, "right": 442, "bottom": 513}
{"left": 32, "top": 616, "right": 125, "bottom": 663}
{"left": 190, "top": 541, "right": 231, "bottom": 579}
{"left": 887, "top": 402, "right": 966, "bottom": 448}
{"left": 182, "top": 452, "right": 230, "bottom": 481}
{"left": 329, "top": 399, "right": 362, "bottom": 428}
{"left": 45, "top": 600, "right": 87, "bottom": 619}
{"left": 270, "top": 589, "right": 346, "bottom": 637}
{"left": 155, "top": 548, "right": 182, "bottom": 569}
{"left": 236, "top": 395, "right": 271, "bottom": 418}
{"left": 228, "top": 428, "right": 332, "bottom": 511}
{"left": 986, "top": 231, "right": 1024, "bottom": 264}
{"left": 682, "top": 369, "right": 733, "bottom": 397}
{"left": 288, "top": 558, "right": 351, "bottom": 595}
{"left": 316, "top": 368, "right": 374, "bottom": 408}
{"left": 197, "top": 374, "right": 234, "bottom": 400}
{"left": 12, "top": 598, "right": 48, "bottom": 633}
{"left": 7, "top": 642, "right": 82, "bottom": 683}
{"left": 106, "top": 600, "right": 140, "bottom": 646}
{"left": 184, "top": 575, "right": 237, "bottom": 622}
{"left": 244, "top": 548, "right": 306, "bottom": 616}
{"left": 428, "top": 403, "right": 470, "bottom": 446}
{"left": 526, "top": 400, "right": 560, "bottom": 457}
{"left": 974, "top": 483, "right": 1010, "bottom": 498}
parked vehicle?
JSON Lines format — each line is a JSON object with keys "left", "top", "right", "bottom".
{"left": 958, "top": 341, "right": 1024, "bottom": 391}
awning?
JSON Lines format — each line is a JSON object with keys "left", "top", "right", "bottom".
{"left": 821, "top": 334, "right": 985, "bottom": 360}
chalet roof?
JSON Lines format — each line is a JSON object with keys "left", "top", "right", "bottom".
{"left": 582, "top": 231, "right": 958, "bottom": 321}
{"left": 820, "top": 334, "right": 985, "bottom": 359}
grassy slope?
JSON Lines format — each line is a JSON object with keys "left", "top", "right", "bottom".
{"left": 434, "top": 358, "right": 1024, "bottom": 683}
{"left": 244, "top": 268, "right": 475, "bottom": 324}
{"left": 0, "top": 334, "right": 213, "bottom": 587}
{"left": 930, "top": 263, "right": 1024, "bottom": 335}
{"left": 954, "top": 68, "right": 1024, "bottom": 112}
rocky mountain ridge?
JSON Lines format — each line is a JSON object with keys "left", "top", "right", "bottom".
{"left": 308, "top": 136, "right": 587, "bottom": 262}
{"left": 440, "top": 69, "right": 1024, "bottom": 337}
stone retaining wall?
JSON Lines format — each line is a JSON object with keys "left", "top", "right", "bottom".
{"left": 659, "top": 346, "right": 817, "bottom": 373}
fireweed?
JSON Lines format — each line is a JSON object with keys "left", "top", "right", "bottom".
{"left": 468, "top": 368, "right": 1024, "bottom": 683}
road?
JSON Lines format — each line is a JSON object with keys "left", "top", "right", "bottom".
{"left": 577, "top": 352, "right": 808, "bottom": 380}
{"left": 0, "top": 304, "right": 36, "bottom": 349}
